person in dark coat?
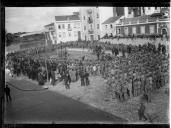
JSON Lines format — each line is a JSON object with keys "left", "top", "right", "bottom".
{"left": 5, "top": 85, "right": 12, "bottom": 102}
{"left": 84, "top": 71, "right": 90, "bottom": 86}
{"left": 64, "top": 72, "right": 71, "bottom": 89}
{"left": 75, "top": 69, "right": 79, "bottom": 81}
{"left": 122, "top": 48, "right": 125, "bottom": 57}
{"left": 143, "top": 93, "right": 150, "bottom": 103}
{"left": 162, "top": 45, "right": 166, "bottom": 55}
{"left": 158, "top": 43, "right": 162, "bottom": 54}
{"left": 138, "top": 102, "right": 147, "bottom": 121}
{"left": 115, "top": 48, "right": 119, "bottom": 56}
{"left": 51, "top": 69, "right": 56, "bottom": 86}
{"left": 38, "top": 71, "right": 45, "bottom": 85}
{"left": 80, "top": 70, "right": 85, "bottom": 86}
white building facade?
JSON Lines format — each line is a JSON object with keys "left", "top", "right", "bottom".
{"left": 79, "top": 7, "right": 101, "bottom": 41}
{"left": 44, "top": 23, "right": 56, "bottom": 44}
{"left": 101, "top": 16, "right": 123, "bottom": 37}
{"left": 44, "top": 7, "right": 101, "bottom": 43}
{"left": 54, "top": 15, "right": 82, "bottom": 44}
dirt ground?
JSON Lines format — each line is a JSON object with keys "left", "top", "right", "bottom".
{"left": 45, "top": 76, "right": 169, "bottom": 124}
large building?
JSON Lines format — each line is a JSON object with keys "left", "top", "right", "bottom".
{"left": 54, "top": 14, "right": 81, "bottom": 44}
{"left": 44, "top": 14, "right": 81, "bottom": 44}
{"left": 79, "top": 7, "right": 101, "bottom": 41}
{"left": 44, "top": 7, "right": 101, "bottom": 44}
{"left": 44, "top": 23, "right": 56, "bottom": 45}
{"left": 115, "top": 7, "right": 170, "bottom": 36}
{"left": 101, "top": 16, "right": 123, "bottom": 37}
{"left": 101, "top": 7, "right": 124, "bottom": 37}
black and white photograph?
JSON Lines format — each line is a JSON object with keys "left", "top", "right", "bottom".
{"left": 4, "top": 6, "right": 170, "bottom": 124}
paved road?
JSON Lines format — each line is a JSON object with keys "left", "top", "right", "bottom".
{"left": 4, "top": 74, "right": 127, "bottom": 124}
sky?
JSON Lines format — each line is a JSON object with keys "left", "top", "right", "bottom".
{"left": 5, "top": 7, "right": 113, "bottom": 33}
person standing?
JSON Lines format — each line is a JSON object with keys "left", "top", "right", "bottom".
{"left": 5, "top": 85, "right": 12, "bottom": 102}
{"left": 64, "top": 72, "right": 71, "bottom": 89}
{"left": 138, "top": 102, "right": 147, "bottom": 121}
{"left": 84, "top": 70, "right": 90, "bottom": 86}
{"left": 50, "top": 69, "right": 56, "bottom": 86}
{"left": 80, "top": 70, "right": 85, "bottom": 86}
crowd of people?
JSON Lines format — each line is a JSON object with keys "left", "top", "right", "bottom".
{"left": 5, "top": 49, "right": 92, "bottom": 89}
{"left": 105, "top": 43, "right": 169, "bottom": 102}
{"left": 6, "top": 39, "right": 169, "bottom": 98}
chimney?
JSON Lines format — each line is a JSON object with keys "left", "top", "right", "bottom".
{"left": 113, "top": 7, "right": 117, "bottom": 17}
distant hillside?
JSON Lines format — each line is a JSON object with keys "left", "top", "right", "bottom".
{"left": 21, "top": 33, "right": 45, "bottom": 43}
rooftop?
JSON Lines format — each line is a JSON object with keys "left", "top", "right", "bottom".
{"left": 44, "top": 23, "right": 54, "bottom": 27}
{"left": 116, "top": 14, "right": 169, "bottom": 25}
{"left": 102, "top": 16, "right": 122, "bottom": 24}
{"left": 55, "top": 15, "right": 80, "bottom": 21}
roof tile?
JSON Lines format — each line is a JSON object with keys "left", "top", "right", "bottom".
{"left": 55, "top": 15, "right": 80, "bottom": 21}
{"left": 102, "top": 16, "right": 122, "bottom": 24}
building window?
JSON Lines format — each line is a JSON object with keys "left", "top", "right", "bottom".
{"left": 90, "top": 25, "right": 93, "bottom": 29}
{"left": 97, "top": 24, "right": 99, "bottom": 29}
{"left": 98, "top": 35, "right": 100, "bottom": 40}
{"left": 74, "top": 23, "right": 76, "bottom": 28}
{"left": 106, "top": 25, "right": 107, "bottom": 28}
{"left": 148, "top": 7, "right": 151, "bottom": 10}
{"left": 97, "top": 13, "right": 99, "bottom": 18}
{"left": 84, "top": 16, "right": 86, "bottom": 20}
{"left": 140, "top": 26, "right": 145, "bottom": 34}
{"left": 155, "top": 7, "right": 157, "bottom": 10}
{"left": 124, "top": 27, "right": 129, "bottom": 35}
{"left": 68, "top": 24, "right": 71, "bottom": 29}
{"left": 117, "top": 28, "right": 121, "bottom": 34}
{"left": 132, "top": 27, "right": 136, "bottom": 34}
{"left": 110, "top": 24, "right": 113, "bottom": 28}
{"left": 142, "top": 7, "right": 145, "bottom": 14}
{"left": 68, "top": 32, "right": 71, "bottom": 37}
{"left": 74, "top": 31, "right": 77, "bottom": 37}
{"left": 149, "top": 25, "right": 155, "bottom": 34}
{"left": 59, "top": 32, "right": 61, "bottom": 37}
{"left": 128, "top": 7, "right": 132, "bottom": 14}
{"left": 62, "top": 24, "right": 65, "bottom": 29}
{"left": 84, "top": 26, "right": 86, "bottom": 30}
{"left": 58, "top": 25, "right": 61, "bottom": 29}
{"left": 63, "top": 32, "right": 66, "bottom": 37}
